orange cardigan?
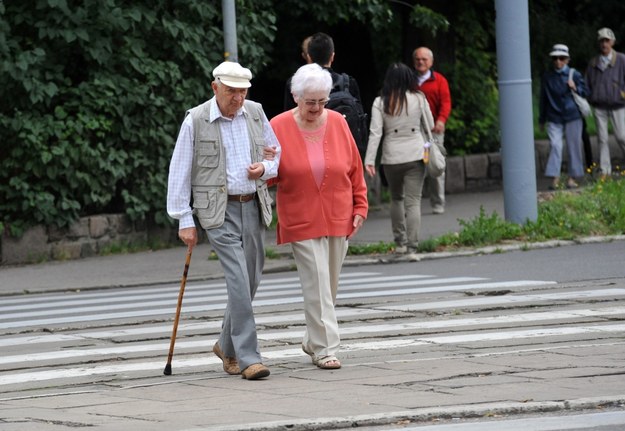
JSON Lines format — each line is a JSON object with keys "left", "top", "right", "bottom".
{"left": 269, "top": 110, "right": 368, "bottom": 245}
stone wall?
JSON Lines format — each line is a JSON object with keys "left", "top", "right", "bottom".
{"left": 1, "top": 214, "right": 176, "bottom": 266}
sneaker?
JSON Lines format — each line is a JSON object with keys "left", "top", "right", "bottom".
{"left": 395, "top": 245, "right": 408, "bottom": 254}
{"left": 432, "top": 205, "right": 445, "bottom": 214}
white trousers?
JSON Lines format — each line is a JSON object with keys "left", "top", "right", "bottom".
{"left": 426, "top": 132, "right": 446, "bottom": 208}
{"left": 594, "top": 107, "right": 625, "bottom": 175}
{"left": 291, "top": 236, "right": 348, "bottom": 359}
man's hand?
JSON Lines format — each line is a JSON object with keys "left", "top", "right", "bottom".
{"left": 433, "top": 120, "right": 446, "bottom": 134}
{"left": 247, "top": 162, "right": 265, "bottom": 179}
{"left": 178, "top": 227, "right": 197, "bottom": 249}
{"left": 365, "top": 164, "right": 376, "bottom": 177}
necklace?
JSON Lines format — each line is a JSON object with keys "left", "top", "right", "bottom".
{"left": 293, "top": 108, "right": 327, "bottom": 131}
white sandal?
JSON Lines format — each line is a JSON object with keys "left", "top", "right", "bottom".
{"left": 316, "top": 355, "right": 341, "bottom": 369}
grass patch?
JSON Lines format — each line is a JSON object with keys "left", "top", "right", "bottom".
{"left": 348, "top": 241, "right": 394, "bottom": 255}
{"left": 365, "top": 176, "right": 624, "bottom": 255}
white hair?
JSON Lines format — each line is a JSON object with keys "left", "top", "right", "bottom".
{"left": 290, "top": 63, "right": 332, "bottom": 98}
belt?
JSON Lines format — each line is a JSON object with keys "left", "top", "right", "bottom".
{"left": 227, "top": 193, "right": 256, "bottom": 203}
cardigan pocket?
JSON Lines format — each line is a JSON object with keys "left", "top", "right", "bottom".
{"left": 330, "top": 185, "right": 353, "bottom": 221}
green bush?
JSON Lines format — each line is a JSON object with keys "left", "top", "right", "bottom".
{"left": 0, "top": 0, "right": 276, "bottom": 236}
{"left": 444, "top": 2, "right": 500, "bottom": 156}
{"left": 417, "top": 178, "right": 625, "bottom": 253}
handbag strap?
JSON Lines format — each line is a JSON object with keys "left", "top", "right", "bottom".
{"left": 419, "top": 93, "right": 434, "bottom": 143}
{"left": 567, "top": 68, "right": 581, "bottom": 96}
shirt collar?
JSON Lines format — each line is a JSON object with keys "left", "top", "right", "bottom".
{"left": 209, "top": 98, "right": 246, "bottom": 122}
{"left": 600, "top": 50, "right": 613, "bottom": 63}
{"left": 418, "top": 70, "right": 432, "bottom": 85}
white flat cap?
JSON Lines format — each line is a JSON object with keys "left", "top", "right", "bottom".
{"left": 597, "top": 27, "right": 616, "bottom": 41}
{"left": 549, "top": 44, "right": 569, "bottom": 57}
{"left": 212, "top": 61, "right": 252, "bottom": 88}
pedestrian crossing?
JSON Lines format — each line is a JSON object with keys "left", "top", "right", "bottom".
{"left": 1, "top": 271, "right": 624, "bottom": 392}
{"left": 0, "top": 273, "right": 556, "bottom": 330}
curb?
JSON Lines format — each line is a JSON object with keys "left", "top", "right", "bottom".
{"left": 184, "top": 395, "right": 625, "bottom": 431}
{"left": 340, "top": 234, "right": 625, "bottom": 266}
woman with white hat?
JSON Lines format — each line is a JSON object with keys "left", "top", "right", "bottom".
{"left": 538, "top": 43, "right": 587, "bottom": 190}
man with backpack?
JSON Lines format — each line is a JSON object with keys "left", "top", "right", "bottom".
{"left": 284, "top": 32, "right": 368, "bottom": 159}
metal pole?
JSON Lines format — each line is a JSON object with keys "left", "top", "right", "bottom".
{"left": 222, "top": 0, "right": 238, "bottom": 62}
{"left": 495, "top": 0, "right": 537, "bottom": 223}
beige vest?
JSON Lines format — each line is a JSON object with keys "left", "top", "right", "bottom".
{"left": 187, "top": 98, "right": 273, "bottom": 229}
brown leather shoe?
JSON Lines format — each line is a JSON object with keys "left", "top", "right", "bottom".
{"left": 241, "top": 363, "right": 270, "bottom": 380}
{"left": 212, "top": 342, "right": 241, "bottom": 375}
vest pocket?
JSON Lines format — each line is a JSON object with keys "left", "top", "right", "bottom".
{"left": 193, "top": 190, "right": 216, "bottom": 218}
{"left": 196, "top": 140, "right": 219, "bottom": 167}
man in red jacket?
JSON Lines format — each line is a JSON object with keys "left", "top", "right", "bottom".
{"left": 413, "top": 47, "right": 452, "bottom": 214}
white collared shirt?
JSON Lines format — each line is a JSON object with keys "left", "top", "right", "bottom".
{"left": 417, "top": 70, "right": 432, "bottom": 86}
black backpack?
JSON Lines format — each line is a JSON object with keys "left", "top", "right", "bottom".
{"left": 326, "top": 73, "right": 368, "bottom": 156}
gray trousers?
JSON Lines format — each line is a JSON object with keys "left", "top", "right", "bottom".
{"left": 206, "top": 200, "right": 265, "bottom": 370}
{"left": 545, "top": 120, "right": 584, "bottom": 179}
{"left": 383, "top": 160, "right": 426, "bottom": 249}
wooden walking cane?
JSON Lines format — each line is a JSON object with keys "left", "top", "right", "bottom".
{"left": 163, "top": 246, "right": 193, "bottom": 375}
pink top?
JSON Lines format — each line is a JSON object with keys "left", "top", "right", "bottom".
{"left": 301, "top": 123, "right": 327, "bottom": 188}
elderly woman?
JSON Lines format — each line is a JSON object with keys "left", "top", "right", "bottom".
{"left": 539, "top": 43, "right": 587, "bottom": 190}
{"left": 364, "top": 62, "right": 433, "bottom": 254}
{"left": 269, "top": 63, "right": 368, "bottom": 370}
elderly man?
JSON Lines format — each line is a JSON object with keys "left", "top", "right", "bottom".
{"left": 167, "top": 61, "right": 281, "bottom": 380}
{"left": 413, "top": 47, "right": 452, "bottom": 214}
{"left": 585, "top": 27, "right": 625, "bottom": 177}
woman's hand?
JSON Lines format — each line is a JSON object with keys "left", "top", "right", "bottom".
{"left": 263, "top": 146, "right": 277, "bottom": 160}
{"left": 365, "top": 164, "right": 376, "bottom": 177}
{"left": 347, "top": 214, "right": 365, "bottom": 239}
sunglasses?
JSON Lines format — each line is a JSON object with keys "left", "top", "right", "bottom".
{"left": 551, "top": 56, "right": 568, "bottom": 61}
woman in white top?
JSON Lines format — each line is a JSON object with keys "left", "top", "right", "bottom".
{"left": 364, "top": 62, "right": 434, "bottom": 254}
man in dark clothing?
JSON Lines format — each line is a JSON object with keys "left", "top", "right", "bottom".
{"left": 585, "top": 27, "right": 625, "bottom": 177}
{"left": 283, "top": 33, "right": 363, "bottom": 113}
{"left": 284, "top": 33, "right": 368, "bottom": 159}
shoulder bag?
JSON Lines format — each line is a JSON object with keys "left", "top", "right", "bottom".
{"left": 568, "top": 68, "right": 592, "bottom": 118}
{"left": 419, "top": 93, "right": 446, "bottom": 177}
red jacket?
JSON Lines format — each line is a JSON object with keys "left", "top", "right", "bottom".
{"left": 269, "top": 110, "right": 368, "bottom": 245}
{"left": 418, "top": 71, "right": 452, "bottom": 124}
